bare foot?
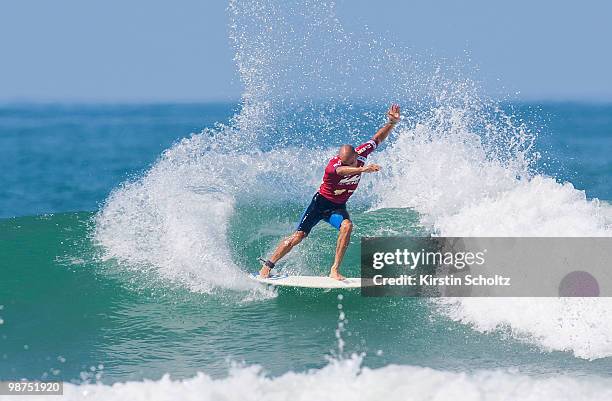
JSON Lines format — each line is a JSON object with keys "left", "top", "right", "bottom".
{"left": 259, "top": 265, "right": 271, "bottom": 278}
{"left": 329, "top": 267, "right": 345, "bottom": 281}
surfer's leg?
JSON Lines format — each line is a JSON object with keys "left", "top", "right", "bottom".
{"left": 259, "top": 195, "right": 323, "bottom": 277}
{"left": 330, "top": 218, "right": 352, "bottom": 280}
{"left": 260, "top": 194, "right": 322, "bottom": 277}
{"left": 259, "top": 231, "right": 305, "bottom": 277}
{"left": 271, "top": 231, "right": 305, "bottom": 262}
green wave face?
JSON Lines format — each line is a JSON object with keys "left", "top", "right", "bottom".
{"left": 2, "top": 210, "right": 609, "bottom": 383}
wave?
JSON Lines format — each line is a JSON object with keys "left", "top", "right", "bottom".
{"left": 371, "top": 108, "right": 612, "bottom": 360}
{"left": 93, "top": 134, "right": 327, "bottom": 294}
{"left": 94, "top": 0, "right": 612, "bottom": 360}
{"left": 25, "top": 356, "right": 612, "bottom": 401}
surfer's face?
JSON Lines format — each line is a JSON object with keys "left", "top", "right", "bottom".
{"left": 339, "top": 145, "right": 357, "bottom": 166}
{"left": 340, "top": 152, "right": 357, "bottom": 166}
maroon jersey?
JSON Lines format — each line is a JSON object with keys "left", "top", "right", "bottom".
{"left": 318, "top": 139, "right": 377, "bottom": 204}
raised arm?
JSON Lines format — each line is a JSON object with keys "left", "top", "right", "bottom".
{"left": 372, "top": 104, "right": 400, "bottom": 145}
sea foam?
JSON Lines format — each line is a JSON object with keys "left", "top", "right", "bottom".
{"left": 7, "top": 356, "right": 611, "bottom": 401}
{"left": 372, "top": 109, "right": 612, "bottom": 360}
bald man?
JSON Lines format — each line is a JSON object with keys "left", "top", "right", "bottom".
{"left": 259, "top": 104, "right": 401, "bottom": 280}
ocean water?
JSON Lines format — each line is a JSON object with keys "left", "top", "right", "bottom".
{"left": 2, "top": 104, "right": 612, "bottom": 400}
{"left": 2, "top": 1, "right": 612, "bottom": 400}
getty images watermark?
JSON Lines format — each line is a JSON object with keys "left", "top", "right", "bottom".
{"left": 360, "top": 237, "right": 611, "bottom": 297}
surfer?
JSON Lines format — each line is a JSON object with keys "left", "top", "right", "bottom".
{"left": 259, "top": 104, "right": 401, "bottom": 280}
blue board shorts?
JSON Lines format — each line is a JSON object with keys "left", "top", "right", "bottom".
{"left": 296, "top": 192, "right": 350, "bottom": 236}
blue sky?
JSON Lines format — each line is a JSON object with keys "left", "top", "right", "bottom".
{"left": 1, "top": 0, "right": 610, "bottom": 102}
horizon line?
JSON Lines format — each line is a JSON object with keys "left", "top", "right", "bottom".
{"left": 2, "top": 97, "right": 612, "bottom": 106}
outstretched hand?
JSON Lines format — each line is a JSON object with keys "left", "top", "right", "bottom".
{"left": 362, "top": 163, "right": 381, "bottom": 173}
{"left": 387, "top": 104, "right": 401, "bottom": 124}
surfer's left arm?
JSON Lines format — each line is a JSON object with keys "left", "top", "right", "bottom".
{"left": 372, "top": 104, "right": 401, "bottom": 145}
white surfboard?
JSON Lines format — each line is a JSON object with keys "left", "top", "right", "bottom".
{"left": 249, "top": 272, "right": 366, "bottom": 289}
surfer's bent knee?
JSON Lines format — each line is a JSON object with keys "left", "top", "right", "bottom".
{"left": 293, "top": 231, "right": 306, "bottom": 244}
{"left": 284, "top": 231, "right": 305, "bottom": 247}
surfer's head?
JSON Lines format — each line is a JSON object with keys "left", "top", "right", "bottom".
{"left": 339, "top": 144, "right": 357, "bottom": 166}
